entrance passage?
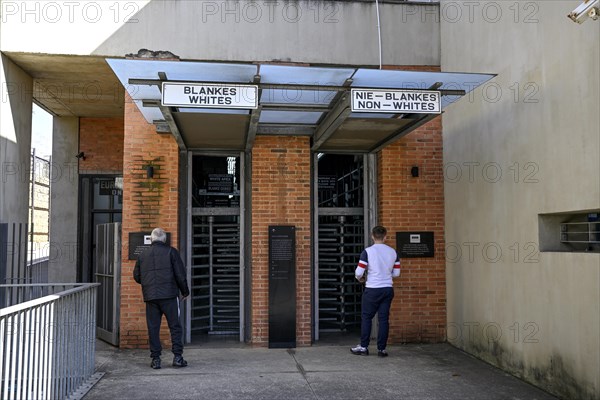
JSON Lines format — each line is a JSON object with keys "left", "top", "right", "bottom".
{"left": 189, "top": 155, "right": 243, "bottom": 340}
{"left": 318, "top": 215, "right": 364, "bottom": 332}
{"left": 316, "top": 154, "right": 366, "bottom": 338}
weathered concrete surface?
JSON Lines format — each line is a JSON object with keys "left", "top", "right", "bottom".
{"left": 1, "top": 1, "right": 440, "bottom": 67}
{"left": 441, "top": 1, "right": 600, "bottom": 399}
{"left": 85, "top": 342, "right": 557, "bottom": 400}
{"left": 48, "top": 117, "right": 79, "bottom": 282}
{"left": 0, "top": 54, "right": 32, "bottom": 225}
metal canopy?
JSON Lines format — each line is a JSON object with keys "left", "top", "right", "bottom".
{"left": 106, "top": 59, "right": 495, "bottom": 153}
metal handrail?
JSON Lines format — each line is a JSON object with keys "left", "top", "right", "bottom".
{"left": 0, "top": 283, "right": 100, "bottom": 400}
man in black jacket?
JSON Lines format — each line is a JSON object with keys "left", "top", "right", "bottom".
{"left": 134, "top": 227, "right": 190, "bottom": 369}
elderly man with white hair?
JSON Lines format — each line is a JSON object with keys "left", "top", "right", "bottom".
{"left": 134, "top": 227, "right": 190, "bottom": 369}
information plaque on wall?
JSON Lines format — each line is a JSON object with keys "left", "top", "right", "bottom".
{"left": 128, "top": 231, "right": 171, "bottom": 260}
{"left": 396, "top": 232, "right": 434, "bottom": 258}
{"left": 268, "top": 226, "right": 296, "bottom": 348}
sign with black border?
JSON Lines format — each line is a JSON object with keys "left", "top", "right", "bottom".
{"left": 162, "top": 82, "right": 258, "bottom": 109}
{"left": 396, "top": 232, "right": 435, "bottom": 258}
{"left": 268, "top": 226, "right": 296, "bottom": 348}
{"left": 351, "top": 89, "right": 441, "bottom": 114}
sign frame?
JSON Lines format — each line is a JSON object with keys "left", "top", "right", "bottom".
{"left": 351, "top": 88, "right": 441, "bottom": 114}
{"left": 161, "top": 82, "right": 259, "bottom": 109}
{"left": 268, "top": 225, "right": 297, "bottom": 348}
{"left": 396, "top": 231, "right": 435, "bottom": 258}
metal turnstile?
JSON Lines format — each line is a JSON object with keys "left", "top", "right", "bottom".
{"left": 316, "top": 154, "right": 371, "bottom": 337}
{"left": 318, "top": 215, "right": 364, "bottom": 332}
{"left": 191, "top": 215, "right": 240, "bottom": 335}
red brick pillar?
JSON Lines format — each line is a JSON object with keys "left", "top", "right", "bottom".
{"left": 250, "top": 136, "right": 312, "bottom": 346}
{"left": 378, "top": 116, "right": 446, "bottom": 343}
{"left": 120, "top": 93, "right": 181, "bottom": 348}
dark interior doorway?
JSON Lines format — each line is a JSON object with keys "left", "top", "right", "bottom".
{"left": 79, "top": 175, "right": 123, "bottom": 283}
{"left": 316, "top": 154, "right": 366, "bottom": 342}
{"left": 189, "top": 155, "right": 243, "bottom": 344}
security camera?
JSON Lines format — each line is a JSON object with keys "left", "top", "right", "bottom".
{"left": 568, "top": 0, "right": 599, "bottom": 24}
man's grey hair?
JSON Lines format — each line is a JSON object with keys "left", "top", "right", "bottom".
{"left": 151, "top": 228, "right": 167, "bottom": 243}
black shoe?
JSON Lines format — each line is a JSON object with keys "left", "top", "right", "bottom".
{"left": 151, "top": 357, "right": 161, "bottom": 369}
{"left": 172, "top": 355, "right": 188, "bottom": 368}
{"left": 378, "top": 349, "right": 388, "bottom": 357}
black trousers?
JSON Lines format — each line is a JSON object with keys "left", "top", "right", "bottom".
{"left": 145, "top": 297, "right": 183, "bottom": 358}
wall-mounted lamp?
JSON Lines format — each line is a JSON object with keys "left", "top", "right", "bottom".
{"left": 411, "top": 166, "right": 419, "bottom": 178}
{"left": 146, "top": 166, "right": 154, "bottom": 178}
{"left": 75, "top": 152, "right": 86, "bottom": 161}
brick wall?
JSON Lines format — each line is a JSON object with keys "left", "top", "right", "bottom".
{"left": 115, "top": 67, "right": 446, "bottom": 348}
{"left": 251, "top": 136, "right": 312, "bottom": 346}
{"left": 79, "top": 117, "right": 124, "bottom": 173}
{"left": 120, "top": 93, "right": 180, "bottom": 348}
{"left": 378, "top": 116, "right": 446, "bottom": 343}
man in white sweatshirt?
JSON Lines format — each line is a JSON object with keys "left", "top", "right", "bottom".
{"left": 351, "top": 225, "right": 401, "bottom": 357}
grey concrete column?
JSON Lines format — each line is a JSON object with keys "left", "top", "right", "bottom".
{"left": 0, "top": 53, "right": 33, "bottom": 225}
{"left": 48, "top": 117, "right": 79, "bottom": 282}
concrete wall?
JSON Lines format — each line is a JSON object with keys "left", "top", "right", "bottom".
{"left": 440, "top": 1, "right": 599, "bottom": 399}
{"left": 0, "top": 54, "right": 32, "bottom": 225}
{"left": 48, "top": 117, "right": 79, "bottom": 282}
{"left": 1, "top": 0, "right": 440, "bottom": 66}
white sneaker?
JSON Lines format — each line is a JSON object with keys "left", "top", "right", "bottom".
{"left": 350, "top": 345, "right": 369, "bottom": 355}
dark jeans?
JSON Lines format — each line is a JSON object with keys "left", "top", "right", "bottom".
{"left": 360, "top": 287, "right": 395, "bottom": 350}
{"left": 145, "top": 297, "right": 183, "bottom": 358}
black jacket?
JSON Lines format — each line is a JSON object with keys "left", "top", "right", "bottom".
{"left": 133, "top": 241, "right": 190, "bottom": 301}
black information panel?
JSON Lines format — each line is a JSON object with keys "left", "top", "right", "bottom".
{"left": 207, "top": 174, "right": 234, "bottom": 194}
{"left": 268, "top": 226, "right": 296, "bottom": 348}
{"left": 396, "top": 232, "right": 435, "bottom": 258}
{"left": 128, "top": 231, "right": 171, "bottom": 260}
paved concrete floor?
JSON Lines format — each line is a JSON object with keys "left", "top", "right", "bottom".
{"left": 84, "top": 342, "right": 557, "bottom": 400}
